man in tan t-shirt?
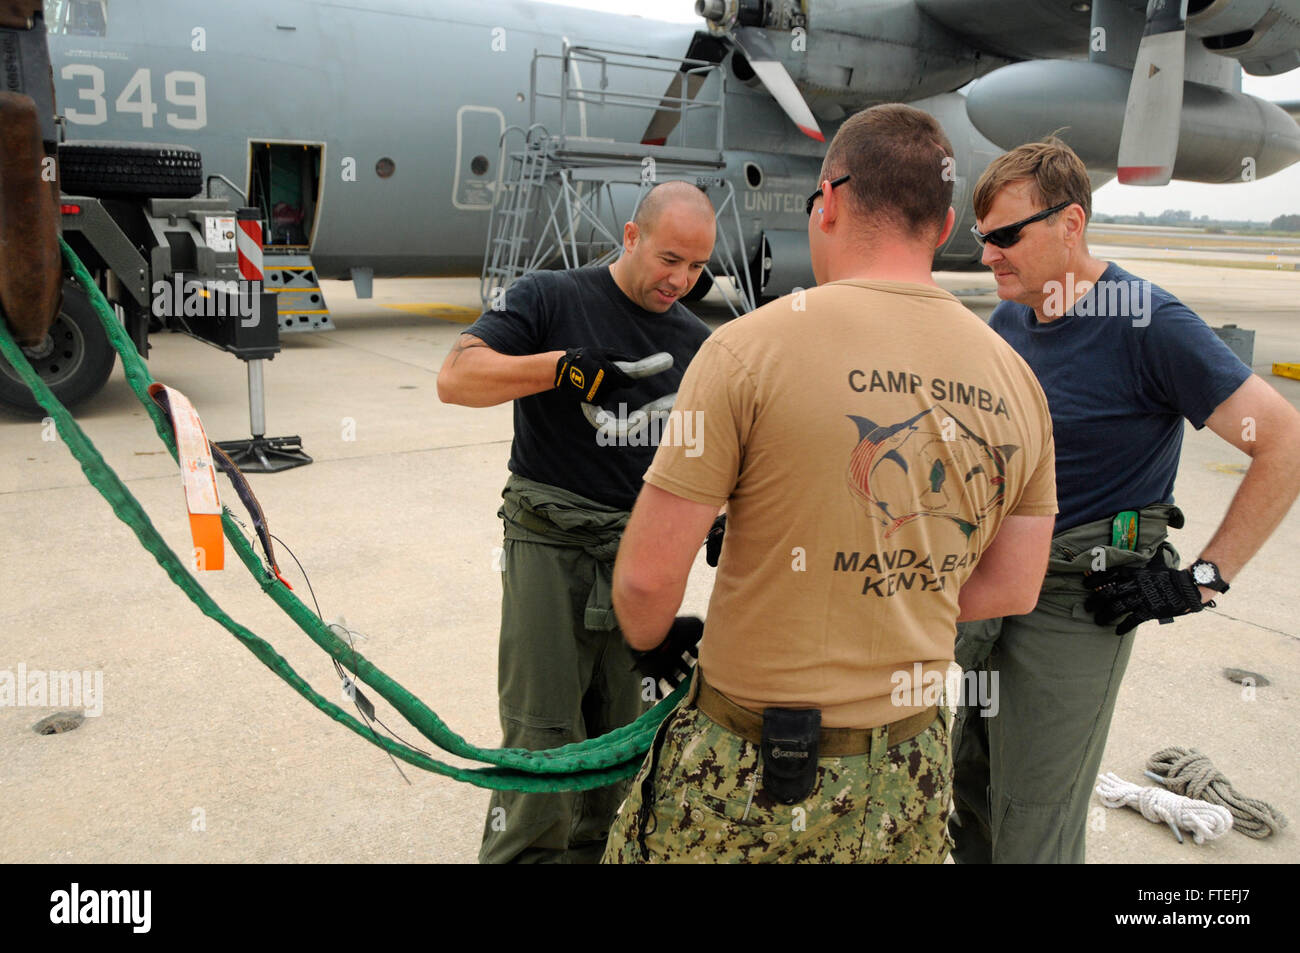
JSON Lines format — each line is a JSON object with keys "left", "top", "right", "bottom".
{"left": 601, "top": 104, "right": 1058, "bottom": 864}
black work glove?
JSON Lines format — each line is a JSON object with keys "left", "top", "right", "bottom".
{"left": 630, "top": 616, "right": 704, "bottom": 699}
{"left": 1084, "top": 554, "right": 1210, "bottom": 635}
{"left": 554, "top": 347, "right": 635, "bottom": 404}
{"left": 705, "top": 514, "right": 726, "bottom": 567}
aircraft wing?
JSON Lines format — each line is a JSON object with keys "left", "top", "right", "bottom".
{"left": 918, "top": 0, "right": 1300, "bottom": 77}
{"left": 915, "top": 0, "right": 1128, "bottom": 61}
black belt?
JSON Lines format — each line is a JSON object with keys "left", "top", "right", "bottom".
{"left": 691, "top": 670, "right": 938, "bottom": 756}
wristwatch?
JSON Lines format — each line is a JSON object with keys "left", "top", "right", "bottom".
{"left": 1189, "top": 559, "right": 1230, "bottom": 593}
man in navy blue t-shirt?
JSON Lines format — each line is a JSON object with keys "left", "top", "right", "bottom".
{"left": 438, "top": 181, "right": 715, "bottom": 863}
{"left": 950, "top": 138, "right": 1300, "bottom": 863}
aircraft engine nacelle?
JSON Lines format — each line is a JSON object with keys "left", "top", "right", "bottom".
{"left": 727, "top": 93, "right": 1003, "bottom": 287}
{"left": 1187, "top": 0, "right": 1274, "bottom": 36}
{"left": 965, "top": 60, "right": 1300, "bottom": 182}
{"left": 1187, "top": 0, "right": 1300, "bottom": 75}
{"left": 738, "top": 93, "right": 1009, "bottom": 276}
{"left": 912, "top": 92, "right": 1004, "bottom": 272}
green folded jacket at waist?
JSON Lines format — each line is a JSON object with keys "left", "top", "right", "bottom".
{"left": 498, "top": 472, "right": 630, "bottom": 631}
{"left": 1037, "top": 502, "right": 1184, "bottom": 617}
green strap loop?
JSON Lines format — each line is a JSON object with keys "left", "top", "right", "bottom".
{"left": 0, "top": 241, "right": 682, "bottom": 791}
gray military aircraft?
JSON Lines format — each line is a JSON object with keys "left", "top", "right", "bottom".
{"left": 22, "top": 0, "right": 1300, "bottom": 405}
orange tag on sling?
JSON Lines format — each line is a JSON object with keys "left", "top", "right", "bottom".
{"left": 152, "top": 384, "right": 224, "bottom": 571}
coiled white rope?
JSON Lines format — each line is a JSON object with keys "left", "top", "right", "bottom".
{"left": 1095, "top": 772, "right": 1234, "bottom": 844}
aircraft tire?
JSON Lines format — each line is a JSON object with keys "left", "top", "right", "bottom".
{"left": 0, "top": 280, "right": 116, "bottom": 417}
{"left": 58, "top": 142, "right": 203, "bottom": 199}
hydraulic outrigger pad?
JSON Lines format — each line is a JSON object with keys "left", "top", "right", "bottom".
{"left": 215, "top": 357, "right": 311, "bottom": 472}
{"left": 217, "top": 434, "right": 312, "bottom": 473}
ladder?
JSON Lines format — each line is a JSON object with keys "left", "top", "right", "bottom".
{"left": 262, "top": 250, "right": 334, "bottom": 333}
{"left": 480, "top": 129, "right": 553, "bottom": 307}
{"left": 479, "top": 43, "right": 756, "bottom": 316}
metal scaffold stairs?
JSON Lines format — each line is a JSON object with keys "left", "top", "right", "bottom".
{"left": 481, "top": 133, "right": 553, "bottom": 304}
{"left": 263, "top": 250, "right": 334, "bottom": 333}
{"left": 480, "top": 42, "right": 756, "bottom": 316}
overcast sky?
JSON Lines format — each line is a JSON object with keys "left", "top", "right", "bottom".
{"left": 541, "top": 0, "right": 1300, "bottom": 222}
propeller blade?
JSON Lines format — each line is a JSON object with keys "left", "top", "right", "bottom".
{"left": 640, "top": 31, "right": 728, "bottom": 146}
{"left": 732, "top": 26, "right": 824, "bottom": 142}
{"left": 642, "top": 72, "right": 711, "bottom": 146}
{"left": 1117, "top": 0, "right": 1188, "bottom": 186}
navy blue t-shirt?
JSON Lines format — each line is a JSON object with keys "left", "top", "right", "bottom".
{"left": 464, "top": 266, "right": 711, "bottom": 510}
{"left": 989, "top": 262, "right": 1250, "bottom": 531}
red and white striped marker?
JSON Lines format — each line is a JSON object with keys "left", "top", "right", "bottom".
{"left": 236, "top": 208, "right": 264, "bottom": 281}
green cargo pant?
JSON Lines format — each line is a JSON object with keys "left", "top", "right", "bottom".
{"left": 602, "top": 683, "right": 952, "bottom": 864}
{"left": 477, "top": 535, "right": 647, "bottom": 864}
{"left": 949, "top": 504, "right": 1183, "bottom": 864}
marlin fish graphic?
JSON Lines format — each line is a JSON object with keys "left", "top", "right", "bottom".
{"left": 846, "top": 405, "right": 1019, "bottom": 539}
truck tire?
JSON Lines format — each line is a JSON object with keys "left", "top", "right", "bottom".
{"left": 0, "top": 280, "right": 116, "bottom": 416}
{"left": 59, "top": 141, "right": 203, "bottom": 199}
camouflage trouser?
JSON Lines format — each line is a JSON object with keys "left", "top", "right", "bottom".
{"left": 601, "top": 700, "right": 952, "bottom": 864}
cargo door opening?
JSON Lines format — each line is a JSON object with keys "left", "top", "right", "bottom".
{"left": 247, "top": 142, "right": 322, "bottom": 249}
{"left": 245, "top": 142, "right": 332, "bottom": 332}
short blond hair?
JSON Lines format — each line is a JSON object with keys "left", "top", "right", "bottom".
{"left": 973, "top": 137, "right": 1092, "bottom": 223}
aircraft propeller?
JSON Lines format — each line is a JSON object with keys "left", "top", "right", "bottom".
{"left": 640, "top": 0, "right": 823, "bottom": 145}
{"left": 1116, "top": 0, "right": 1189, "bottom": 185}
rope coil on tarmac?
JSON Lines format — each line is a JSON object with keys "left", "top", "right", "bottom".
{"left": 1095, "top": 773, "right": 1234, "bottom": 844}
{"left": 1146, "top": 747, "right": 1288, "bottom": 838}
{"left": 0, "top": 240, "right": 683, "bottom": 791}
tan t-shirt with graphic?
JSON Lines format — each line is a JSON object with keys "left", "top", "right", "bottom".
{"left": 646, "top": 279, "right": 1057, "bottom": 727}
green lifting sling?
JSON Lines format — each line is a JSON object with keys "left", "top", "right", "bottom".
{"left": 0, "top": 240, "right": 685, "bottom": 792}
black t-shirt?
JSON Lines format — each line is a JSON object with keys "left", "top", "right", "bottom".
{"left": 465, "top": 266, "right": 712, "bottom": 509}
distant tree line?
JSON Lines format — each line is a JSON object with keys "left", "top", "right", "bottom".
{"left": 1091, "top": 209, "right": 1300, "bottom": 233}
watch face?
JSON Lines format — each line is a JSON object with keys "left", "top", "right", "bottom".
{"left": 1193, "top": 563, "right": 1217, "bottom": 586}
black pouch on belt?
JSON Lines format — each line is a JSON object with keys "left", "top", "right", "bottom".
{"left": 760, "top": 708, "right": 821, "bottom": 804}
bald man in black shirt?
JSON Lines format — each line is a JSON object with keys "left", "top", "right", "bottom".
{"left": 438, "top": 181, "right": 716, "bottom": 863}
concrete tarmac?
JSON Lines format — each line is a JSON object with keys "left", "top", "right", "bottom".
{"left": 1, "top": 255, "right": 1296, "bottom": 864}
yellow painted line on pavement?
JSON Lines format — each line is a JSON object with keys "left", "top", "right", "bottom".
{"left": 1273, "top": 362, "right": 1300, "bottom": 381}
{"left": 1207, "top": 462, "right": 1248, "bottom": 475}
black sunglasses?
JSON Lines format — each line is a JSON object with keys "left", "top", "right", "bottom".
{"left": 970, "top": 201, "right": 1071, "bottom": 248}
{"left": 806, "top": 174, "right": 852, "bottom": 216}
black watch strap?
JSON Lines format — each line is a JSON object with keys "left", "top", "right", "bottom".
{"left": 1190, "top": 560, "right": 1229, "bottom": 593}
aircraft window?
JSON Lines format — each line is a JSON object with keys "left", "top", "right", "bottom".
{"left": 45, "top": 0, "right": 108, "bottom": 37}
{"left": 470, "top": 155, "right": 489, "bottom": 176}
{"left": 375, "top": 158, "right": 396, "bottom": 178}
{"left": 744, "top": 162, "right": 763, "bottom": 189}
